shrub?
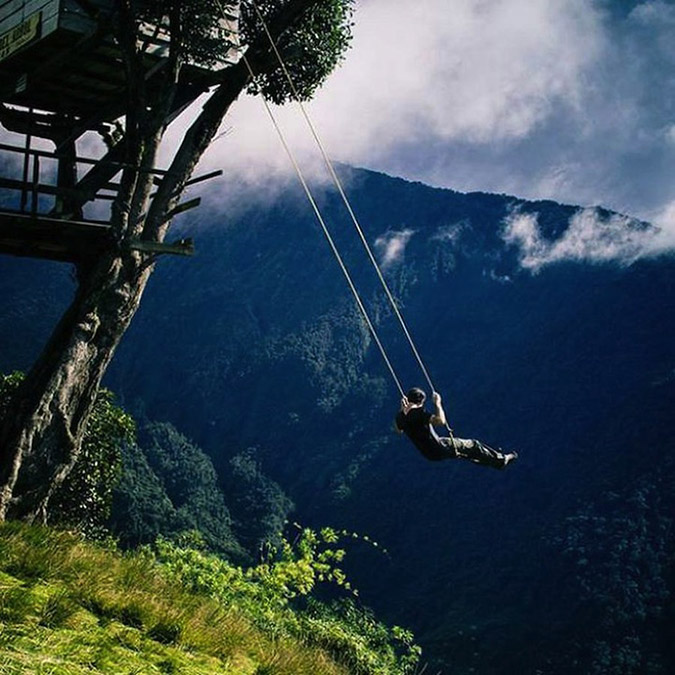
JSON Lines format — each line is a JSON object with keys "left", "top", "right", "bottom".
{"left": 153, "top": 525, "right": 421, "bottom": 674}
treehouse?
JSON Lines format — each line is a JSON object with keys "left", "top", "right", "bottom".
{"left": 0, "top": 0, "right": 240, "bottom": 262}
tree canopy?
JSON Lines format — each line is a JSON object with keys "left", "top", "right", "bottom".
{"left": 128, "top": 0, "right": 354, "bottom": 102}
{"left": 241, "top": 0, "right": 355, "bottom": 103}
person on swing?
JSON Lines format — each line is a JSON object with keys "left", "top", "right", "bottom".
{"left": 395, "top": 387, "right": 518, "bottom": 469}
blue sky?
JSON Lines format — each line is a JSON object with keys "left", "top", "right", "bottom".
{"left": 185, "top": 0, "right": 675, "bottom": 257}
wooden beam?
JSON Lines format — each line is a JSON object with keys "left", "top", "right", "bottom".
{"left": 135, "top": 197, "right": 202, "bottom": 229}
{"left": 127, "top": 237, "right": 194, "bottom": 256}
{"left": 0, "top": 105, "right": 66, "bottom": 136}
{"left": 0, "top": 176, "right": 116, "bottom": 200}
{"left": 167, "top": 196, "right": 201, "bottom": 218}
{"left": 185, "top": 169, "right": 223, "bottom": 188}
{"left": 153, "top": 168, "right": 222, "bottom": 188}
{"left": 0, "top": 142, "right": 172, "bottom": 175}
{"left": 0, "top": 210, "right": 111, "bottom": 228}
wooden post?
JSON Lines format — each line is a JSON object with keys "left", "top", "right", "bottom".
{"left": 54, "top": 131, "right": 83, "bottom": 220}
{"left": 20, "top": 109, "right": 32, "bottom": 213}
{"left": 30, "top": 153, "right": 39, "bottom": 216}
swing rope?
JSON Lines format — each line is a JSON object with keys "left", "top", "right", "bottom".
{"left": 218, "top": 0, "right": 451, "bottom": 432}
{"left": 246, "top": 0, "right": 454, "bottom": 434}
{"left": 235, "top": 51, "right": 405, "bottom": 397}
{"left": 247, "top": 0, "right": 446, "bottom": 404}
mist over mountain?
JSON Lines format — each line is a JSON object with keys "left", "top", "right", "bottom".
{"left": 2, "top": 166, "right": 674, "bottom": 674}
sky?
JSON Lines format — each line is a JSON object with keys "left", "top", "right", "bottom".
{"left": 175, "top": 0, "right": 675, "bottom": 261}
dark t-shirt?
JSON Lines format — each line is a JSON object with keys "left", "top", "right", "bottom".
{"left": 396, "top": 407, "right": 447, "bottom": 461}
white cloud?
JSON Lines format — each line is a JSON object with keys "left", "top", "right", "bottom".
{"left": 648, "top": 200, "right": 675, "bottom": 253}
{"left": 432, "top": 222, "right": 466, "bottom": 245}
{"left": 6, "top": 0, "right": 674, "bottom": 257}
{"left": 484, "top": 269, "right": 512, "bottom": 284}
{"left": 374, "top": 228, "right": 415, "bottom": 268}
{"left": 164, "top": 0, "right": 607, "bottom": 188}
{"left": 629, "top": 1, "right": 675, "bottom": 61}
{"left": 502, "top": 208, "right": 660, "bottom": 271}
{"left": 119, "top": 1, "right": 675, "bottom": 261}
{"left": 315, "top": 0, "right": 602, "bottom": 146}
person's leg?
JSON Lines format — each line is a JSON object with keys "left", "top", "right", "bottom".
{"left": 448, "top": 437, "right": 515, "bottom": 469}
{"left": 437, "top": 437, "right": 459, "bottom": 460}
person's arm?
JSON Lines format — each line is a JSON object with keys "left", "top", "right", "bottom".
{"left": 429, "top": 391, "right": 447, "bottom": 426}
{"left": 394, "top": 396, "right": 411, "bottom": 433}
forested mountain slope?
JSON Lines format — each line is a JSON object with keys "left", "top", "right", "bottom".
{"left": 2, "top": 166, "right": 674, "bottom": 674}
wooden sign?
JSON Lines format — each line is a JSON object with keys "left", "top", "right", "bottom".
{"left": 0, "top": 11, "right": 41, "bottom": 63}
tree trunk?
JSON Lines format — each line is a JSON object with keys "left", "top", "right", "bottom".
{"left": 0, "top": 249, "right": 152, "bottom": 522}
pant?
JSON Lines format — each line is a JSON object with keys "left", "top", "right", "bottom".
{"left": 439, "top": 437, "right": 508, "bottom": 469}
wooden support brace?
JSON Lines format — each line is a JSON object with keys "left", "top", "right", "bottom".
{"left": 153, "top": 169, "right": 223, "bottom": 188}
{"left": 167, "top": 197, "right": 201, "bottom": 218}
{"left": 185, "top": 169, "right": 223, "bottom": 188}
{"left": 128, "top": 237, "right": 195, "bottom": 256}
{"left": 0, "top": 142, "right": 170, "bottom": 175}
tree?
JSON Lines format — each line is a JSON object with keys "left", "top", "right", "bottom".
{"left": 224, "top": 448, "right": 294, "bottom": 552}
{"left": 110, "top": 421, "right": 249, "bottom": 561}
{"left": 0, "top": 372, "right": 134, "bottom": 535}
{"left": 0, "top": 0, "right": 354, "bottom": 522}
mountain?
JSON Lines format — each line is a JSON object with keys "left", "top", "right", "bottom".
{"left": 1, "top": 165, "right": 674, "bottom": 674}
{"left": 109, "top": 420, "right": 254, "bottom": 562}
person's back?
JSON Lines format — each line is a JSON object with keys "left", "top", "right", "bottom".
{"left": 395, "top": 402, "right": 448, "bottom": 461}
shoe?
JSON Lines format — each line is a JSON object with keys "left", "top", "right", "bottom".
{"left": 503, "top": 451, "right": 519, "bottom": 467}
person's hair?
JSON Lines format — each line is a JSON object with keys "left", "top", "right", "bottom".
{"left": 407, "top": 387, "right": 426, "bottom": 405}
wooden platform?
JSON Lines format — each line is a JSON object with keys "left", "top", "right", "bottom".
{"left": 0, "top": 140, "right": 208, "bottom": 263}
{"left": 0, "top": 210, "right": 196, "bottom": 263}
{"left": 0, "top": 2, "right": 229, "bottom": 263}
{"left": 0, "top": 209, "right": 111, "bottom": 262}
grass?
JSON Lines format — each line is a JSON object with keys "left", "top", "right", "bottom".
{"left": 0, "top": 522, "right": 348, "bottom": 675}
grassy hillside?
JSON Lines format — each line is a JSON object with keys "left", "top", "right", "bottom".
{"left": 0, "top": 523, "right": 416, "bottom": 675}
